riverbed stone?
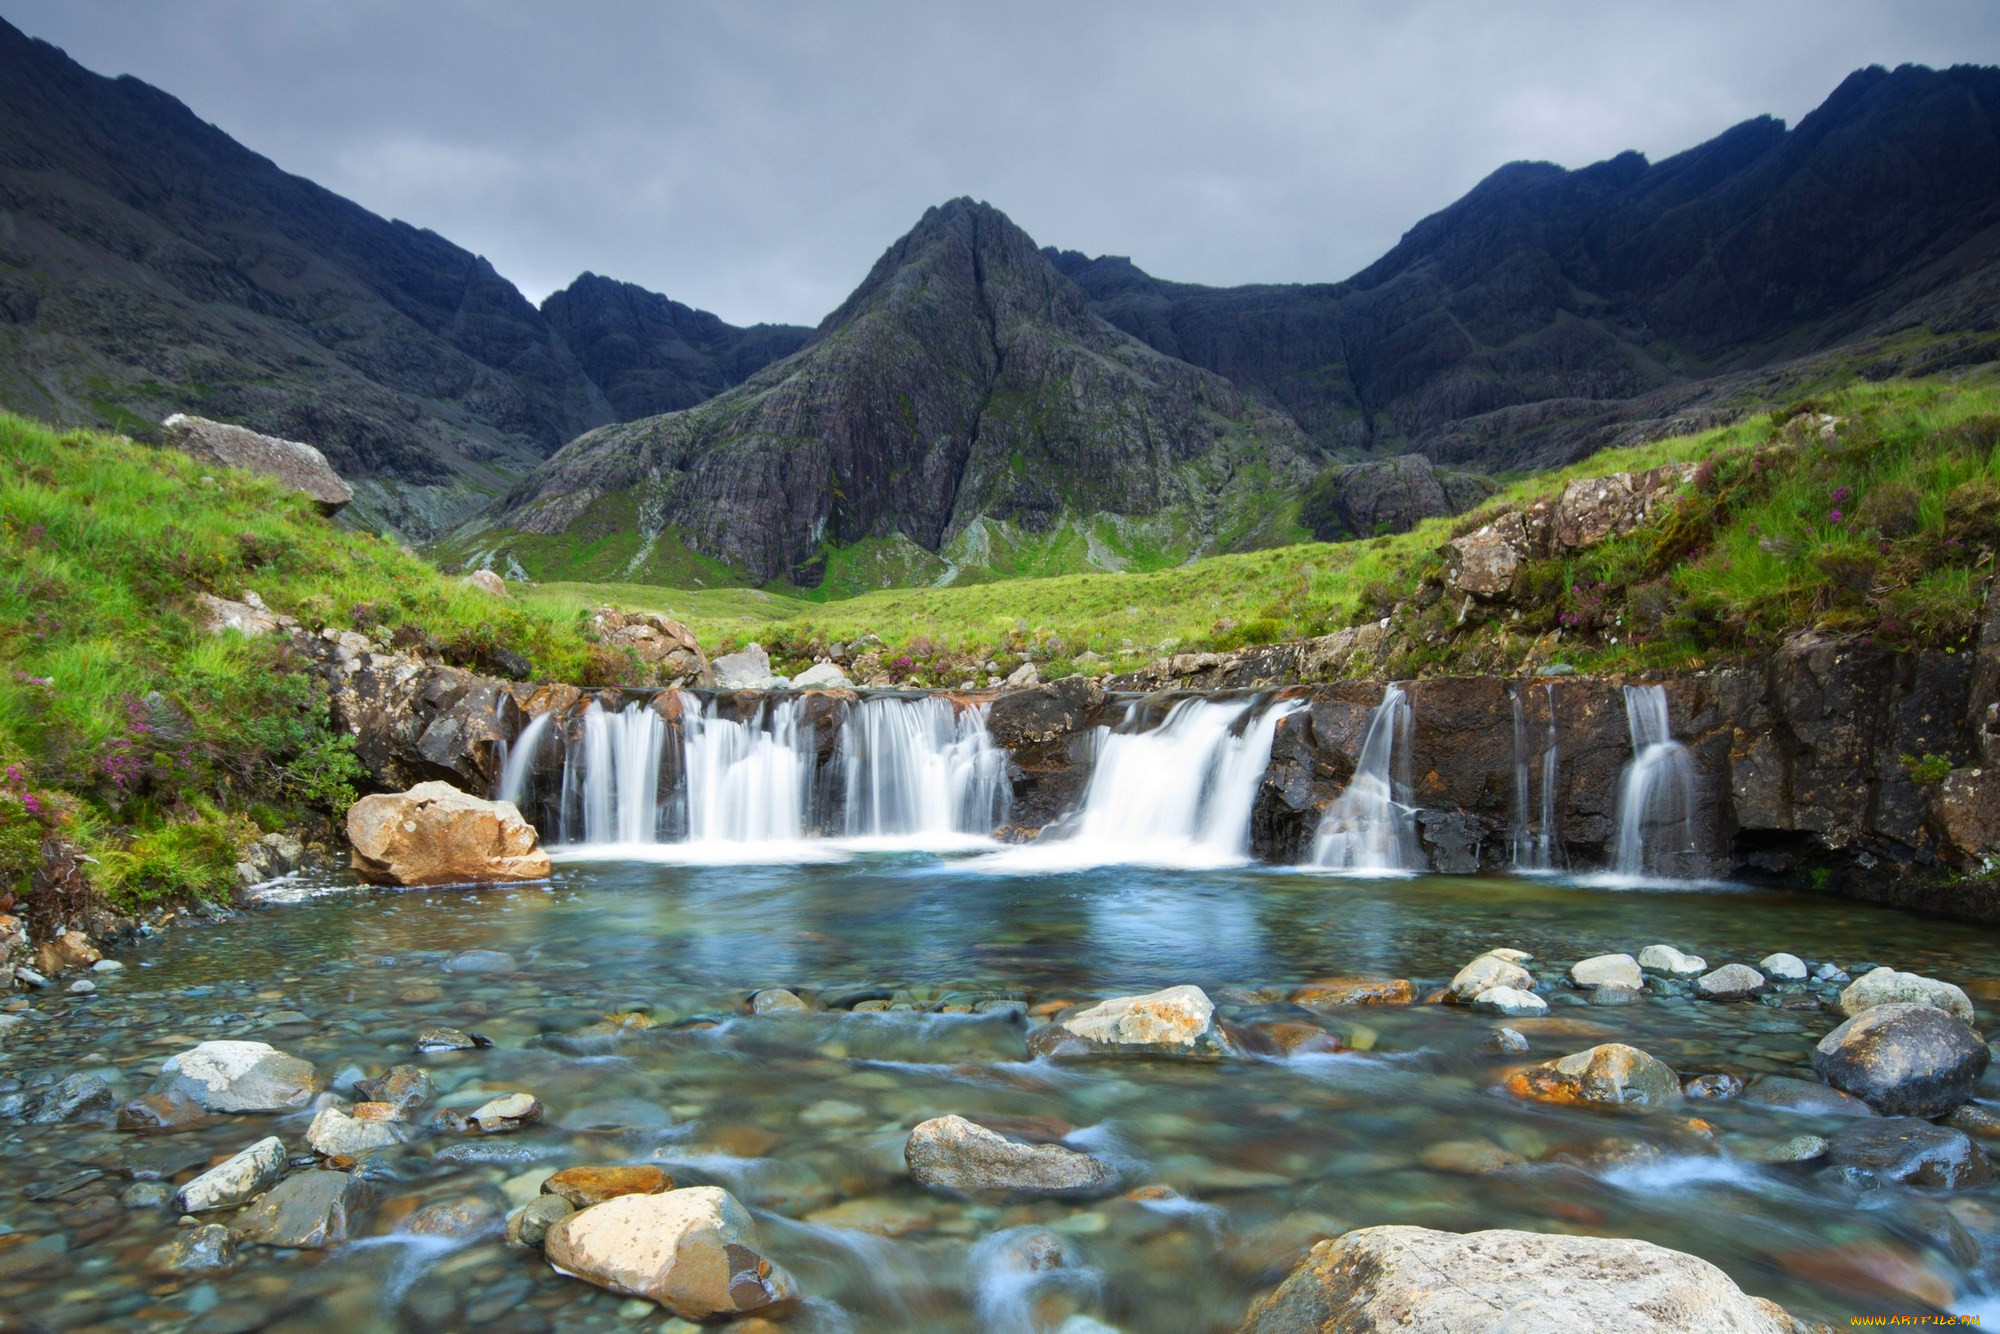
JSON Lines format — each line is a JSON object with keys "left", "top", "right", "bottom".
{"left": 415, "top": 1027, "right": 482, "bottom": 1053}
{"left": 234, "top": 1169, "right": 356, "bottom": 1249}
{"left": 542, "top": 1165, "right": 676, "bottom": 1208}
{"left": 1637, "top": 945, "right": 1708, "bottom": 977}
{"left": 749, "top": 988, "right": 808, "bottom": 1014}
{"left": 1448, "top": 953, "right": 1534, "bottom": 1001}
{"left": 509, "top": 1193, "right": 575, "bottom": 1247}
{"left": 347, "top": 782, "right": 551, "bottom": 885}
{"left": 1483, "top": 1027, "right": 1531, "bottom": 1054}
{"left": 353, "top": 1065, "right": 431, "bottom": 1115}
{"left": 1504, "top": 1043, "right": 1681, "bottom": 1109}
{"left": 1570, "top": 954, "right": 1642, "bottom": 990}
{"left": 905, "top": 1114, "right": 1117, "bottom": 1199}
{"left": 543, "top": 1186, "right": 800, "bottom": 1320}
{"left": 147, "top": 1223, "right": 239, "bottom": 1276}
{"left": 1759, "top": 953, "right": 1808, "bottom": 982}
{"left": 307, "top": 1105, "right": 408, "bottom": 1158}
{"left": 1838, "top": 968, "right": 1977, "bottom": 1024}
{"left": 1827, "top": 1118, "right": 1994, "bottom": 1189}
{"left": 158, "top": 1040, "right": 316, "bottom": 1113}
{"left": 1739, "top": 1075, "right": 1876, "bottom": 1118}
{"left": 117, "top": 1089, "right": 206, "bottom": 1132}
{"left": 173, "top": 1136, "right": 287, "bottom": 1213}
{"left": 1695, "top": 964, "right": 1768, "bottom": 1000}
{"left": 1237, "top": 1225, "right": 1795, "bottom": 1333}
{"left": 1034, "top": 985, "right": 1219, "bottom": 1054}
{"left": 1290, "top": 977, "right": 1413, "bottom": 1008}
{"left": 27, "top": 1072, "right": 114, "bottom": 1123}
{"left": 1813, "top": 1002, "right": 1990, "bottom": 1117}
{"left": 469, "top": 1092, "right": 544, "bottom": 1133}
{"left": 406, "top": 1194, "right": 507, "bottom": 1239}
{"left": 1471, "top": 986, "right": 1546, "bottom": 1016}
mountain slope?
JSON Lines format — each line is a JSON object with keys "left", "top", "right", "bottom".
{"left": 540, "top": 273, "right": 812, "bottom": 420}
{"left": 478, "top": 200, "right": 1321, "bottom": 587}
{"left": 1052, "top": 63, "right": 2000, "bottom": 471}
{"left": 0, "top": 17, "right": 613, "bottom": 536}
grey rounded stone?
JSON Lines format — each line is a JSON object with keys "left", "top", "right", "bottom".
{"left": 1813, "top": 1002, "right": 1990, "bottom": 1118}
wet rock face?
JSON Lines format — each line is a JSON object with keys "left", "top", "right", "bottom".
{"left": 1029, "top": 985, "right": 1220, "bottom": 1056}
{"left": 1827, "top": 1118, "right": 1994, "bottom": 1189}
{"left": 1838, "top": 967, "right": 1977, "bottom": 1024}
{"left": 235, "top": 1170, "right": 357, "bottom": 1249}
{"left": 543, "top": 1186, "right": 800, "bottom": 1320}
{"left": 1238, "top": 1225, "right": 1796, "bottom": 1333}
{"left": 1812, "top": 1002, "right": 1991, "bottom": 1117}
{"left": 156, "top": 1040, "right": 316, "bottom": 1113}
{"left": 346, "top": 782, "right": 551, "bottom": 886}
{"left": 904, "top": 1114, "right": 1117, "bottom": 1200}
{"left": 1504, "top": 1043, "right": 1681, "bottom": 1109}
{"left": 161, "top": 413, "right": 354, "bottom": 513}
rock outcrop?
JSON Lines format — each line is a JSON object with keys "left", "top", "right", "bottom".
{"left": 1238, "top": 1225, "right": 1796, "bottom": 1332}
{"left": 586, "top": 609, "right": 709, "bottom": 686}
{"left": 161, "top": 414, "right": 354, "bottom": 513}
{"left": 346, "top": 782, "right": 551, "bottom": 886}
{"left": 543, "top": 1186, "right": 800, "bottom": 1320}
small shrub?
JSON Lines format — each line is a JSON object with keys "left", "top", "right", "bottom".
{"left": 1856, "top": 482, "right": 1922, "bottom": 539}
{"left": 282, "top": 732, "right": 366, "bottom": 817}
{"left": 1902, "top": 752, "right": 1954, "bottom": 785}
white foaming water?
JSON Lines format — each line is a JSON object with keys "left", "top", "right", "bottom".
{"left": 1508, "top": 685, "right": 1560, "bottom": 872}
{"left": 1610, "top": 684, "right": 1697, "bottom": 879}
{"left": 493, "top": 709, "right": 551, "bottom": 810}
{"left": 840, "top": 696, "right": 1008, "bottom": 843}
{"left": 979, "top": 696, "right": 1301, "bottom": 870}
{"left": 681, "top": 693, "right": 817, "bottom": 844}
{"left": 1312, "top": 683, "right": 1420, "bottom": 872}
{"left": 576, "top": 700, "right": 667, "bottom": 844}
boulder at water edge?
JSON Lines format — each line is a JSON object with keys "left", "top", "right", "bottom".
{"left": 1812, "top": 1002, "right": 1989, "bottom": 1117}
{"left": 346, "top": 781, "right": 551, "bottom": 886}
{"left": 1503, "top": 1043, "right": 1681, "bottom": 1108}
{"left": 1028, "top": 984, "right": 1221, "bottom": 1056}
{"left": 1838, "top": 967, "right": 1977, "bottom": 1024}
{"left": 157, "top": 1040, "right": 316, "bottom": 1113}
{"left": 543, "top": 1186, "right": 800, "bottom": 1320}
{"left": 1236, "top": 1225, "right": 1795, "bottom": 1333}
{"left": 905, "top": 1114, "right": 1117, "bottom": 1199}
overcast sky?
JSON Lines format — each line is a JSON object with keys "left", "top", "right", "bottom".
{"left": 7, "top": 1, "right": 1999, "bottom": 326}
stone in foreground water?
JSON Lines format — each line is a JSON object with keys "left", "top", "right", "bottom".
{"left": 1827, "top": 1118, "right": 1994, "bottom": 1189}
{"left": 173, "top": 1135, "right": 287, "bottom": 1213}
{"left": 1812, "top": 1002, "right": 1989, "bottom": 1117}
{"left": 1504, "top": 1043, "right": 1681, "bottom": 1108}
{"left": 234, "top": 1170, "right": 356, "bottom": 1249}
{"left": 1238, "top": 1225, "right": 1796, "bottom": 1332}
{"left": 905, "top": 1114, "right": 1117, "bottom": 1199}
{"left": 157, "top": 1040, "right": 316, "bottom": 1113}
{"left": 543, "top": 1186, "right": 799, "bottom": 1320}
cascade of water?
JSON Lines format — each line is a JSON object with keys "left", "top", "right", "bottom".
{"left": 1538, "top": 683, "right": 1561, "bottom": 869}
{"left": 681, "top": 694, "right": 817, "bottom": 844}
{"left": 495, "top": 711, "right": 552, "bottom": 810}
{"left": 574, "top": 700, "right": 667, "bottom": 845}
{"left": 1508, "top": 686, "right": 1562, "bottom": 871}
{"left": 1611, "top": 683, "right": 1697, "bottom": 878}
{"left": 1312, "top": 683, "right": 1420, "bottom": 871}
{"left": 840, "top": 696, "right": 1008, "bottom": 841}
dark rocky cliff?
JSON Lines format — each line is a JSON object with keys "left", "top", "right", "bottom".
{"left": 0, "top": 18, "right": 613, "bottom": 534}
{"left": 540, "top": 274, "right": 811, "bottom": 420}
{"left": 496, "top": 200, "right": 1321, "bottom": 584}
{"left": 1052, "top": 63, "right": 2000, "bottom": 471}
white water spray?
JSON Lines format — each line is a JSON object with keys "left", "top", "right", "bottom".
{"left": 1312, "top": 683, "right": 1420, "bottom": 872}
{"left": 577, "top": 700, "right": 667, "bottom": 844}
{"left": 1611, "top": 684, "right": 1697, "bottom": 878}
{"left": 495, "top": 711, "right": 552, "bottom": 811}
{"left": 840, "top": 696, "right": 1008, "bottom": 841}
{"left": 681, "top": 694, "right": 817, "bottom": 844}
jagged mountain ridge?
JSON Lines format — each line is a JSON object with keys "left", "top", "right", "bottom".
{"left": 491, "top": 200, "right": 1321, "bottom": 585}
{"left": 539, "top": 273, "right": 812, "bottom": 420}
{"left": 1050, "top": 63, "right": 2000, "bottom": 471}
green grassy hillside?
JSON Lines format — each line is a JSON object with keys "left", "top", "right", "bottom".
{"left": 0, "top": 414, "right": 598, "bottom": 909}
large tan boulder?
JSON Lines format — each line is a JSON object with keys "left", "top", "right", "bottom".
{"left": 346, "top": 782, "right": 551, "bottom": 885}
{"left": 586, "top": 609, "right": 708, "bottom": 684}
{"left": 1238, "top": 1225, "right": 1794, "bottom": 1332}
{"left": 1503, "top": 1043, "right": 1681, "bottom": 1108}
{"left": 161, "top": 413, "right": 353, "bottom": 513}
{"left": 543, "top": 1186, "right": 799, "bottom": 1320}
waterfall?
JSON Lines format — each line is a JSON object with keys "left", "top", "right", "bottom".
{"left": 576, "top": 700, "right": 668, "bottom": 845}
{"left": 1311, "top": 683, "right": 1420, "bottom": 872}
{"left": 495, "top": 711, "right": 552, "bottom": 809}
{"left": 1508, "top": 686, "right": 1560, "bottom": 871}
{"left": 980, "top": 696, "right": 1300, "bottom": 869}
{"left": 840, "top": 696, "right": 1008, "bottom": 843}
{"left": 681, "top": 694, "right": 817, "bottom": 845}
{"left": 1610, "top": 684, "right": 1697, "bottom": 879}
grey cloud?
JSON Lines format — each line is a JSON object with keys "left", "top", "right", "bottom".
{"left": 6, "top": 0, "right": 1998, "bottom": 324}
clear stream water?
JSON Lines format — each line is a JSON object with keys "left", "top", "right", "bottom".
{"left": 4, "top": 856, "right": 1999, "bottom": 1331}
